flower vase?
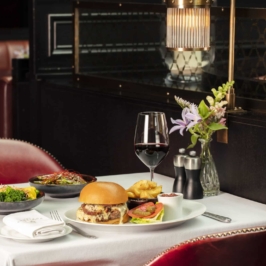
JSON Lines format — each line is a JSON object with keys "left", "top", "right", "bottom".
{"left": 199, "top": 138, "right": 220, "bottom": 196}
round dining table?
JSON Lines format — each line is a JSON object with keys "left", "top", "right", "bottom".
{"left": 1, "top": 172, "right": 266, "bottom": 266}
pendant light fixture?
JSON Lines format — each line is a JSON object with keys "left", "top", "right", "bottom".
{"left": 164, "top": 0, "right": 212, "bottom": 51}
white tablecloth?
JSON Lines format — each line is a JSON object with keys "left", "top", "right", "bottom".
{"left": 1, "top": 172, "right": 266, "bottom": 266}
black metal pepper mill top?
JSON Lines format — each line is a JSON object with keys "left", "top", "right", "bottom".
{"left": 172, "top": 148, "right": 186, "bottom": 193}
{"left": 183, "top": 151, "right": 203, "bottom": 200}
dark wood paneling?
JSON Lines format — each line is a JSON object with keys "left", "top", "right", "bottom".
{"left": 12, "top": 59, "right": 31, "bottom": 140}
{"left": 29, "top": 0, "right": 74, "bottom": 77}
{"left": 29, "top": 0, "right": 164, "bottom": 78}
{"left": 217, "top": 0, "right": 266, "bottom": 8}
{"left": 0, "top": 29, "right": 29, "bottom": 41}
{"left": 27, "top": 80, "right": 266, "bottom": 205}
{"left": 38, "top": 81, "right": 183, "bottom": 177}
{"left": 20, "top": 0, "right": 266, "bottom": 206}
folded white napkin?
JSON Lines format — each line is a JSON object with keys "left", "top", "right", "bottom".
{"left": 2, "top": 210, "right": 65, "bottom": 238}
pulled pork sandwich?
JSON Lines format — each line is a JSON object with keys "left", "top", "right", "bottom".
{"left": 76, "top": 181, "right": 129, "bottom": 224}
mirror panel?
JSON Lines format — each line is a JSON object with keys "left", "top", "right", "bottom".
{"left": 73, "top": 2, "right": 266, "bottom": 102}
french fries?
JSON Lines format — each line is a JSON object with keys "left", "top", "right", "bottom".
{"left": 126, "top": 180, "right": 162, "bottom": 199}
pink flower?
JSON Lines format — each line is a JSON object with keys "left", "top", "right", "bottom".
{"left": 210, "top": 106, "right": 226, "bottom": 120}
{"left": 219, "top": 118, "right": 226, "bottom": 126}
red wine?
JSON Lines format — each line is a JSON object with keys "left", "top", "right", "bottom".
{"left": 135, "top": 143, "right": 169, "bottom": 168}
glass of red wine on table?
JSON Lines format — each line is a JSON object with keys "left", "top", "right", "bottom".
{"left": 134, "top": 112, "right": 170, "bottom": 181}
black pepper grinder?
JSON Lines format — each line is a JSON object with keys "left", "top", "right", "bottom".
{"left": 173, "top": 148, "right": 186, "bottom": 193}
{"left": 183, "top": 151, "right": 203, "bottom": 199}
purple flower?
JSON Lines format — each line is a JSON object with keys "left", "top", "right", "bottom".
{"left": 185, "top": 105, "right": 202, "bottom": 129}
{"left": 169, "top": 108, "right": 191, "bottom": 136}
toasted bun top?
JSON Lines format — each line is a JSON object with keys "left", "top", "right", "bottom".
{"left": 79, "top": 181, "right": 128, "bottom": 205}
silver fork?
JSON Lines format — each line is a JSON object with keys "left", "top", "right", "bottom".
{"left": 50, "top": 210, "right": 97, "bottom": 239}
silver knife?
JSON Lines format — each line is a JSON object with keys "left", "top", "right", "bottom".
{"left": 202, "top": 212, "right": 231, "bottom": 223}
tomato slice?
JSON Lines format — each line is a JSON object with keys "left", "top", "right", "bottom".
{"left": 127, "top": 202, "right": 163, "bottom": 218}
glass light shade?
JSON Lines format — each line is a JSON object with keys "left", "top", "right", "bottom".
{"left": 166, "top": 7, "right": 211, "bottom": 51}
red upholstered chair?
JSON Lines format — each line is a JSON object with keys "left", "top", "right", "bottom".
{"left": 0, "top": 40, "right": 28, "bottom": 77}
{"left": 0, "top": 40, "right": 29, "bottom": 138}
{"left": 145, "top": 226, "right": 266, "bottom": 266}
{"left": 0, "top": 138, "right": 65, "bottom": 184}
{"left": 0, "top": 77, "right": 12, "bottom": 138}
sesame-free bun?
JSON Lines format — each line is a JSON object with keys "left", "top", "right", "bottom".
{"left": 79, "top": 181, "right": 128, "bottom": 205}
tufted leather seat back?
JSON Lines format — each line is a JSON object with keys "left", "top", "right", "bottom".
{"left": 145, "top": 226, "right": 266, "bottom": 266}
{"left": 0, "top": 139, "right": 65, "bottom": 184}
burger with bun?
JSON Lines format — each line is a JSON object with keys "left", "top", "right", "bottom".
{"left": 77, "top": 181, "right": 129, "bottom": 224}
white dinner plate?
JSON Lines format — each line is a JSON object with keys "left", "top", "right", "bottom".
{"left": 0, "top": 225, "right": 72, "bottom": 243}
{"left": 64, "top": 200, "right": 206, "bottom": 235}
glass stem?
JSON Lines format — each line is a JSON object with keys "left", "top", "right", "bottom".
{"left": 150, "top": 168, "right": 155, "bottom": 181}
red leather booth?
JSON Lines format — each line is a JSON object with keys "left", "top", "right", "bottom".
{"left": 0, "top": 40, "right": 29, "bottom": 138}
{"left": 145, "top": 226, "right": 266, "bottom": 266}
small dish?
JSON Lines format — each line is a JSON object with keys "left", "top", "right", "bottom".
{"left": 0, "top": 191, "right": 45, "bottom": 215}
{"left": 127, "top": 197, "right": 157, "bottom": 210}
{"left": 158, "top": 192, "right": 183, "bottom": 220}
{"left": 29, "top": 174, "right": 97, "bottom": 198}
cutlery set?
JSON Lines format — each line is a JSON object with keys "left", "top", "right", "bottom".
{"left": 50, "top": 210, "right": 97, "bottom": 239}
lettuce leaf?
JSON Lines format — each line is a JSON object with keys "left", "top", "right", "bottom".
{"left": 130, "top": 208, "right": 164, "bottom": 224}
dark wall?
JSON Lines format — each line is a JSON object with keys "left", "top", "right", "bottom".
{"left": 27, "top": 80, "right": 266, "bottom": 205}
{"left": 0, "top": 0, "right": 28, "bottom": 40}
{"left": 0, "top": 29, "right": 29, "bottom": 41}
{"left": 0, "top": 0, "right": 28, "bottom": 28}
{"left": 11, "top": 0, "right": 266, "bottom": 207}
{"left": 29, "top": 0, "right": 164, "bottom": 78}
{"left": 217, "top": 0, "right": 266, "bottom": 8}
{"left": 37, "top": 81, "right": 180, "bottom": 177}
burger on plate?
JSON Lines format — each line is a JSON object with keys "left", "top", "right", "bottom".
{"left": 76, "top": 181, "right": 129, "bottom": 224}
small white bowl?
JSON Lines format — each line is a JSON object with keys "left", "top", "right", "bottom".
{"left": 157, "top": 192, "right": 183, "bottom": 221}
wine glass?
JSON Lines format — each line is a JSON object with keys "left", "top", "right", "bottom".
{"left": 134, "top": 111, "right": 170, "bottom": 181}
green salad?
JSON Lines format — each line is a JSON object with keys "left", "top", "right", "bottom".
{"left": 0, "top": 186, "right": 39, "bottom": 202}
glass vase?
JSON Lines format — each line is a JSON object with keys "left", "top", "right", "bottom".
{"left": 199, "top": 138, "right": 220, "bottom": 196}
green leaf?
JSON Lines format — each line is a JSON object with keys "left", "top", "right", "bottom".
{"left": 207, "top": 122, "right": 228, "bottom": 131}
{"left": 198, "top": 100, "right": 210, "bottom": 118}
{"left": 187, "top": 134, "right": 199, "bottom": 149}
